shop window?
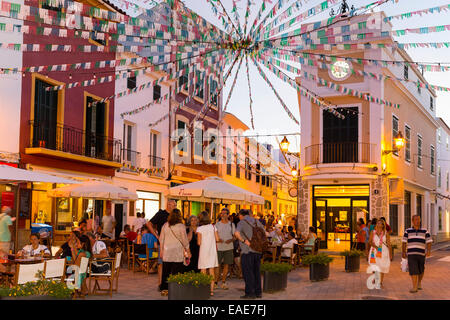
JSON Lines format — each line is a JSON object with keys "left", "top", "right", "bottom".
{"left": 136, "top": 191, "right": 160, "bottom": 220}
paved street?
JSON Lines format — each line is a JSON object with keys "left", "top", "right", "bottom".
{"left": 87, "top": 242, "right": 450, "bottom": 300}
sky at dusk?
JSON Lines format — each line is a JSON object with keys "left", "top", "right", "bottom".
{"left": 112, "top": 0, "right": 450, "bottom": 152}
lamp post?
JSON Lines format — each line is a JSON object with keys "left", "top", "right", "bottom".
{"left": 383, "top": 131, "right": 406, "bottom": 155}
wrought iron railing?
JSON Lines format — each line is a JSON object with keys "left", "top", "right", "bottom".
{"left": 148, "top": 155, "right": 165, "bottom": 177}
{"left": 29, "top": 121, "right": 121, "bottom": 163}
{"left": 122, "top": 148, "right": 141, "bottom": 171}
{"left": 305, "top": 142, "right": 374, "bottom": 165}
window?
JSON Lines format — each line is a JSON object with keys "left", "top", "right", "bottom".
{"left": 404, "top": 64, "right": 408, "bottom": 80}
{"left": 405, "top": 125, "right": 411, "bottom": 162}
{"left": 447, "top": 171, "right": 449, "bottom": 191}
{"left": 438, "top": 166, "right": 442, "bottom": 188}
{"left": 177, "top": 120, "right": 187, "bottom": 153}
{"left": 245, "top": 157, "right": 251, "bottom": 180}
{"left": 122, "top": 123, "right": 135, "bottom": 165}
{"left": 430, "top": 146, "right": 435, "bottom": 175}
{"left": 404, "top": 191, "right": 411, "bottom": 229}
{"left": 430, "top": 96, "right": 434, "bottom": 111}
{"left": 447, "top": 136, "right": 449, "bottom": 150}
{"left": 389, "top": 204, "right": 399, "bottom": 236}
{"left": 439, "top": 207, "right": 443, "bottom": 231}
{"left": 32, "top": 79, "right": 58, "bottom": 150}
{"left": 266, "top": 176, "right": 270, "bottom": 187}
{"left": 153, "top": 84, "right": 161, "bottom": 101}
{"left": 256, "top": 164, "right": 261, "bottom": 183}
{"left": 209, "top": 136, "right": 216, "bottom": 159}
{"left": 417, "top": 135, "right": 422, "bottom": 168}
{"left": 136, "top": 191, "right": 161, "bottom": 220}
{"left": 127, "top": 75, "right": 136, "bottom": 90}
{"left": 416, "top": 194, "right": 422, "bottom": 218}
{"left": 209, "top": 77, "right": 218, "bottom": 106}
{"left": 195, "top": 70, "right": 204, "bottom": 100}
{"left": 236, "top": 154, "right": 240, "bottom": 178}
{"left": 392, "top": 115, "right": 399, "bottom": 156}
{"left": 89, "top": 30, "right": 106, "bottom": 46}
{"left": 149, "top": 131, "right": 161, "bottom": 168}
{"left": 194, "top": 126, "right": 203, "bottom": 158}
{"left": 417, "top": 85, "right": 421, "bottom": 95}
{"left": 262, "top": 175, "right": 266, "bottom": 185}
{"left": 226, "top": 149, "right": 232, "bottom": 175}
{"left": 438, "top": 129, "right": 441, "bottom": 143}
{"left": 179, "top": 74, "right": 188, "bottom": 92}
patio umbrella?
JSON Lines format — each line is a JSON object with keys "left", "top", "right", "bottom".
{"left": 0, "top": 165, "right": 76, "bottom": 184}
{"left": 47, "top": 180, "right": 138, "bottom": 201}
{"left": 168, "top": 176, "right": 265, "bottom": 205}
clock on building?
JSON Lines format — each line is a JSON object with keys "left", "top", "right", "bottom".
{"left": 330, "top": 61, "right": 351, "bottom": 81}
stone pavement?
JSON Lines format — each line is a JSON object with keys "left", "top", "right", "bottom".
{"left": 86, "top": 242, "right": 450, "bottom": 300}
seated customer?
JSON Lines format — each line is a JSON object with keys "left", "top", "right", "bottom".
{"left": 281, "top": 232, "right": 298, "bottom": 258}
{"left": 304, "top": 227, "right": 317, "bottom": 251}
{"left": 95, "top": 225, "right": 111, "bottom": 239}
{"left": 54, "top": 230, "right": 81, "bottom": 259}
{"left": 17, "top": 233, "right": 51, "bottom": 258}
{"left": 139, "top": 225, "right": 158, "bottom": 259}
{"left": 67, "top": 234, "right": 92, "bottom": 295}
{"left": 75, "top": 219, "right": 88, "bottom": 235}
{"left": 120, "top": 224, "right": 137, "bottom": 243}
{"left": 86, "top": 232, "right": 109, "bottom": 259}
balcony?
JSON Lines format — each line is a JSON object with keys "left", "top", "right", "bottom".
{"left": 122, "top": 148, "right": 141, "bottom": 172}
{"left": 305, "top": 142, "right": 375, "bottom": 166}
{"left": 26, "top": 121, "right": 122, "bottom": 168}
{"left": 148, "top": 155, "right": 165, "bottom": 178}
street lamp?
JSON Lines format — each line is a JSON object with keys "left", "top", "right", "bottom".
{"left": 383, "top": 131, "right": 406, "bottom": 155}
{"left": 291, "top": 167, "right": 298, "bottom": 179}
{"left": 280, "top": 136, "right": 290, "bottom": 153}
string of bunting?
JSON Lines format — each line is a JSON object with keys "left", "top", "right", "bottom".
{"left": 245, "top": 54, "right": 255, "bottom": 130}
{"left": 121, "top": 163, "right": 165, "bottom": 176}
{"left": 384, "top": 4, "right": 450, "bottom": 21}
{"left": 223, "top": 52, "right": 244, "bottom": 112}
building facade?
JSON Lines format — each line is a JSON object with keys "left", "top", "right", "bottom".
{"left": 296, "top": 12, "right": 438, "bottom": 251}
{"left": 436, "top": 118, "right": 450, "bottom": 242}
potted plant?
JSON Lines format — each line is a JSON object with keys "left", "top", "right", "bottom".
{"left": 167, "top": 271, "right": 213, "bottom": 300}
{"left": 260, "top": 262, "right": 293, "bottom": 292}
{"left": 0, "top": 271, "right": 73, "bottom": 300}
{"left": 340, "top": 250, "right": 364, "bottom": 272}
{"left": 302, "top": 253, "right": 334, "bottom": 281}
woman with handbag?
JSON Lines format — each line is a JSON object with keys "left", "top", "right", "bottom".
{"left": 368, "top": 219, "right": 391, "bottom": 289}
{"left": 197, "top": 211, "right": 219, "bottom": 296}
{"left": 159, "top": 209, "right": 191, "bottom": 296}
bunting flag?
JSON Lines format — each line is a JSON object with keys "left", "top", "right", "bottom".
{"left": 223, "top": 53, "right": 244, "bottom": 112}
{"left": 122, "top": 162, "right": 165, "bottom": 176}
{"left": 384, "top": 4, "right": 450, "bottom": 22}
{"left": 245, "top": 54, "right": 255, "bottom": 129}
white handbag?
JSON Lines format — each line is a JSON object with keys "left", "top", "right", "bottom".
{"left": 401, "top": 258, "right": 409, "bottom": 272}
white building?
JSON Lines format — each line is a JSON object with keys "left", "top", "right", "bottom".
{"left": 435, "top": 118, "right": 450, "bottom": 242}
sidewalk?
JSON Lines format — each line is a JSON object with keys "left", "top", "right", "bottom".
{"left": 86, "top": 245, "right": 450, "bottom": 300}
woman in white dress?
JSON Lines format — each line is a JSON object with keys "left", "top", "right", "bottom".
{"left": 197, "top": 211, "right": 219, "bottom": 296}
{"left": 368, "top": 219, "right": 392, "bottom": 288}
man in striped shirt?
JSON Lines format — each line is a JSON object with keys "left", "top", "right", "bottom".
{"left": 402, "top": 215, "right": 432, "bottom": 293}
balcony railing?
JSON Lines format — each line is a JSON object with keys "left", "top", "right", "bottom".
{"left": 305, "top": 142, "right": 374, "bottom": 166}
{"left": 148, "top": 155, "right": 165, "bottom": 177}
{"left": 29, "top": 121, "right": 121, "bottom": 163}
{"left": 122, "top": 148, "right": 141, "bottom": 171}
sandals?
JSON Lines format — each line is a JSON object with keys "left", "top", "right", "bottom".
{"left": 409, "top": 289, "right": 418, "bottom": 293}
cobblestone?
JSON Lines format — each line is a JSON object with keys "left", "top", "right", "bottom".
{"left": 86, "top": 244, "right": 450, "bottom": 300}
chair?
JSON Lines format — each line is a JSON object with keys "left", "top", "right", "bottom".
{"left": 279, "top": 246, "right": 294, "bottom": 264}
{"left": 14, "top": 262, "right": 45, "bottom": 285}
{"left": 132, "top": 243, "right": 147, "bottom": 273}
{"left": 44, "top": 259, "right": 66, "bottom": 281}
{"left": 135, "top": 244, "right": 157, "bottom": 274}
{"left": 126, "top": 240, "right": 133, "bottom": 270}
{"left": 66, "top": 257, "right": 89, "bottom": 292}
{"left": 51, "top": 246, "right": 60, "bottom": 258}
{"left": 89, "top": 251, "right": 122, "bottom": 297}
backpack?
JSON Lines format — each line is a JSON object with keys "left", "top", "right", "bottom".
{"left": 243, "top": 219, "right": 269, "bottom": 253}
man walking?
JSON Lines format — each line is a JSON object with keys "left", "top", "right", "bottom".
{"left": 215, "top": 208, "right": 235, "bottom": 290}
{"left": 402, "top": 215, "right": 432, "bottom": 293}
{"left": 234, "top": 209, "right": 264, "bottom": 299}
{"left": 0, "top": 206, "right": 14, "bottom": 256}
{"left": 147, "top": 199, "right": 177, "bottom": 291}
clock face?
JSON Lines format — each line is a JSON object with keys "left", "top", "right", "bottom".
{"left": 330, "top": 61, "right": 350, "bottom": 80}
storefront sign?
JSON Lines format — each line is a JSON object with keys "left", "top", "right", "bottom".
{"left": 1, "top": 192, "right": 14, "bottom": 208}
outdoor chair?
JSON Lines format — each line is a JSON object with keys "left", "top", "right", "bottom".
{"left": 14, "top": 262, "right": 45, "bottom": 285}
{"left": 88, "top": 251, "right": 122, "bottom": 297}
{"left": 126, "top": 240, "right": 133, "bottom": 270}
{"left": 133, "top": 243, "right": 154, "bottom": 273}
{"left": 278, "top": 246, "right": 294, "bottom": 264}
{"left": 66, "top": 257, "right": 89, "bottom": 298}
{"left": 44, "top": 258, "right": 66, "bottom": 281}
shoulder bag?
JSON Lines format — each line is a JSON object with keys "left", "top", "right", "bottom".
{"left": 168, "top": 225, "right": 190, "bottom": 266}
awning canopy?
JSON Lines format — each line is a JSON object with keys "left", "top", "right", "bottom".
{"left": 47, "top": 180, "right": 138, "bottom": 201}
{"left": 168, "top": 176, "right": 265, "bottom": 205}
{"left": 0, "top": 165, "right": 76, "bottom": 184}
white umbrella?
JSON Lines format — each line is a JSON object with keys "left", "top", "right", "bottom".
{"left": 0, "top": 165, "right": 76, "bottom": 184}
{"left": 168, "top": 176, "right": 265, "bottom": 205}
{"left": 47, "top": 180, "right": 138, "bottom": 201}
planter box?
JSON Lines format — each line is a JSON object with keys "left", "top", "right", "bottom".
{"left": 168, "top": 282, "right": 210, "bottom": 300}
{"left": 344, "top": 256, "right": 360, "bottom": 272}
{"left": 309, "top": 263, "right": 329, "bottom": 281}
{"left": 263, "top": 271, "right": 288, "bottom": 292}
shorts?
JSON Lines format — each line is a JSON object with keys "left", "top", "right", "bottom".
{"left": 408, "top": 255, "right": 425, "bottom": 276}
{"left": 217, "top": 250, "right": 234, "bottom": 265}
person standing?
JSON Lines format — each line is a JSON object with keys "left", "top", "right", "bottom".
{"left": 0, "top": 206, "right": 14, "bottom": 256}
{"left": 147, "top": 199, "right": 177, "bottom": 291}
{"left": 159, "top": 208, "right": 191, "bottom": 296}
{"left": 234, "top": 209, "right": 264, "bottom": 299}
{"left": 197, "top": 211, "right": 219, "bottom": 296}
{"left": 215, "top": 208, "right": 235, "bottom": 290}
{"left": 368, "top": 219, "right": 391, "bottom": 289}
{"left": 355, "top": 221, "right": 367, "bottom": 251}
{"left": 101, "top": 208, "right": 116, "bottom": 240}
{"left": 185, "top": 215, "right": 200, "bottom": 273}
{"left": 402, "top": 215, "right": 432, "bottom": 293}
{"left": 132, "top": 212, "right": 145, "bottom": 232}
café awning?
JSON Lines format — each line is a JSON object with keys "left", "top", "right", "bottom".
{"left": 0, "top": 165, "right": 76, "bottom": 184}
{"left": 47, "top": 180, "right": 138, "bottom": 201}
{"left": 168, "top": 176, "right": 265, "bottom": 205}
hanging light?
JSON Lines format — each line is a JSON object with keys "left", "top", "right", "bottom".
{"left": 394, "top": 131, "right": 406, "bottom": 149}
{"left": 291, "top": 167, "right": 298, "bottom": 179}
{"left": 280, "top": 136, "right": 290, "bottom": 152}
